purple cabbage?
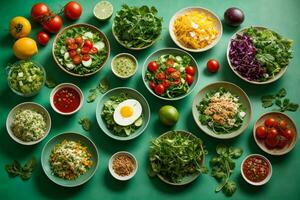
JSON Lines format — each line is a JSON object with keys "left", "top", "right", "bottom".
{"left": 229, "top": 34, "right": 265, "bottom": 81}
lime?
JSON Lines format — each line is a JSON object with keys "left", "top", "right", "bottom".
{"left": 158, "top": 105, "right": 179, "bottom": 126}
{"left": 93, "top": 1, "right": 113, "bottom": 20}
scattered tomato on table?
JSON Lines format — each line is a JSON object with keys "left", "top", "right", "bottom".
{"left": 64, "top": 1, "right": 82, "bottom": 20}
{"left": 36, "top": 32, "right": 50, "bottom": 46}
{"left": 206, "top": 59, "right": 220, "bottom": 73}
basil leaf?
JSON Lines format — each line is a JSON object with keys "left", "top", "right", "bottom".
{"left": 276, "top": 88, "right": 287, "bottom": 98}
{"left": 45, "top": 77, "right": 57, "bottom": 88}
{"left": 223, "top": 180, "right": 237, "bottom": 196}
{"left": 216, "top": 144, "right": 228, "bottom": 156}
{"left": 261, "top": 95, "right": 275, "bottom": 108}
{"left": 79, "top": 118, "right": 91, "bottom": 131}
{"left": 286, "top": 103, "right": 299, "bottom": 112}
{"left": 229, "top": 147, "right": 243, "bottom": 159}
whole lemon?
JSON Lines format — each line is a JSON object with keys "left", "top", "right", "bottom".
{"left": 13, "top": 37, "right": 38, "bottom": 59}
{"left": 9, "top": 16, "right": 31, "bottom": 39}
{"left": 159, "top": 105, "right": 179, "bottom": 126}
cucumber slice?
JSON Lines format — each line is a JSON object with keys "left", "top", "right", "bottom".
{"left": 82, "top": 58, "right": 92, "bottom": 67}
{"left": 93, "top": 41, "right": 105, "bottom": 50}
{"left": 83, "top": 32, "right": 93, "bottom": 39}
{"left": 134, "top": 117, "right": 143, "bottom": 127}
{"left": 66, "top": 62, "right": 75, "bottom": 69}
{"left": 64, "top": 52, "right": 70, "bottom": 60}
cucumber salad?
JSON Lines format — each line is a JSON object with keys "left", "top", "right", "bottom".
{"left": 145, "top": 54, "right": 196, "bottom": 98}
{"left": 197, "top": 87, "right": 246, "bottom": 134}
{"left": 54, "top": 25, "right": 108, "bottom": 75}
{"left": 101, "top": 93, "right": 143, "bottom": 137}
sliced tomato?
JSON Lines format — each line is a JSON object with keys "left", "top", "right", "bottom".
{"left": 162, "top": 80, "right": 171, "bottom": 88}
{"left": 172, "top": 79, "right": 181, "bottom": 85}
{"left": 68, "top": 43, "right": 78, "bottom": 50}
{"left": 166, "top": 67, "right": 176, "bottom": 74}
{"left": 165, "top": 59, "right": 175, "bottom": 67}
{"left": 89, "top": 47, "right": 98, "bottom": 54}
{"left": 155, "top": 72, "right": 166, "bottom": 81}
{"left": 171, "top": 71, "right": 181, "bottom": 79}
{"left": 82, "top": 54, "right": 90, "bottom": 61}
{"left": 81, "top": 46, "right": 90, "bottom": 54}
{"left": 66, "top": 38, "right": 75, "bottom": 45}
{"left": 72, "top": 55, "right": 81, "bottom": 65}
{"left": 83, "top": 39, "right": 93, "bottom": 48}
{"left": 69, "top": 50, "right": 77, "bottom": 58}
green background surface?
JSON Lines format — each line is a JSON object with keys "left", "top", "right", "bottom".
{"left": 0, "top": 0, "right": 299, "bottom": 199}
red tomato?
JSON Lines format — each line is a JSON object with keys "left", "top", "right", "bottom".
{"left": 83, "top": 40, "right": 93, "bottom": 48}
{"left": 282, "top": 129, "right": 293, "bottom": 141}
{"left": 171, "top": 71, "right": 180, "bottom": 79}
{"left": 267, "top": 128, "right": 278, "bottom": 139}
{"left": 162, "top": 80, "right": 171, "bottom": 88}
{"left": 82, "top": 54, "right": 90, "bottom": 61}
{"left": 64, "top": 1, "right": 82, "bottom": 20}
{"left": 277, "top": 136, "right": 288, "bottom": 149}
{"left": 75, "top": 36, "right": 83, "bottom": 45}
{"left": 72, "top": 55, "right": 81, "bottom": 65}
{"left": 68, "top": 43, "right": 78, "bottom": 50}
{"left": 255, "top": 126, "right": 267, "bottom": 139}
{"left": 69, "top": 50, "right": 77, "bottom": 58}
{"left": 206, "top": 59, "right": 220, "bottom": 73}
{"left": 264, "top": 117, "right": 276, "bottom": 127}
{"left": 185, "top": 66, "right": 195, "bottom": 76}
{"left": 154, "top": 84, "right": 165, "bottom": 95}
{"left": 166, "top": 67, "right": 176, "bottom": 74}
{"left": 43, "top": 15, "right": 63, "bottom": 33}
{"left": 81, "top": 46, "right": 90, "bottom": 54}
{"left": 148, "top": 61, "right": 158, "bottom": 72}
{"left": 36, "top": 32, "right": 49, "bottom": 46}
{"left": 155, "top": 72, "right": 166, "bottom": 81}
{"left": 66, "top": 38, "right": 75, "bottom": 45}
{"left": 31, "top": 3, "right": 50, "bottom": 21}
{"left": 89, "top": 47, "right": 98, "bottom": 54}
{"left": 172, "top": 79, "right": 181, "bottom": 85}
{"left": 186, "top": 74, "right": 194, "bottom": 85}
{"left": 165, "top": 59, "right": 175, "bottom": 67}
{"left": 149, "top": 81, "right": 156, "bottom": 90}
{"left": 278, "top": 119, "right": 288, "bottom": 130}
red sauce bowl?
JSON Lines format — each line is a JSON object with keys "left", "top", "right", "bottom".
{"left": 50, "top": 83, "right": 84, "bottom": 115}
{"left": 241, "top": 154, "right": 272, "bottom": 186}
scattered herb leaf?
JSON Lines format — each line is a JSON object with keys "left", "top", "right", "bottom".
{"left": 87, "top": 78, "right": 109, "bottom": 103}
{"left": 79, "top": 117, "right": 91, "bottom": 131}
{"left": 45, "top": 76, "right": 57, "bottom": 88}
{"left": 5, "top": 157, "right": 36, "bottom": 180}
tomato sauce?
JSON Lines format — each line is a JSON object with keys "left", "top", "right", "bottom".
{"left": 53, "top": 87, "right": 80, "bottom": 113}
{"left": 242, "top": 156, "right": 270, "bottom": 182}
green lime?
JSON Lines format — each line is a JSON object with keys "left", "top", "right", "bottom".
{"left": 158, "top": 105, "right": 179, "bottom": 126}
{"left": 93, "top": 1, "right": 113, "bottom": 20}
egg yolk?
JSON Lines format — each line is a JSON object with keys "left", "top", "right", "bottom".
{"left": 120, "top": 106, "right": 133, "bottom": 118}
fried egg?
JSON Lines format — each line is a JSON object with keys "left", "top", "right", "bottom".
{"left": 113, "top": 99, "right": 142, "bottom": 126}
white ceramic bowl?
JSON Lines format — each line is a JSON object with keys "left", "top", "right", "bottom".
{"left": 111, "top": 53, "right": 138, "bottom": 79}
{"left": 169, "top": 7, "right": 222, "bottom": 52}
{"left": 108, "top": 151, "right": 138, "bottom": 181}
{"left": 50, "top": 83, "right": 84, "bottom": 115}
{"left": 6, "top": 102, "right": 51, "bottom": 145}
{"left": 241, "top": 154, "right": 272, "bottom": 186}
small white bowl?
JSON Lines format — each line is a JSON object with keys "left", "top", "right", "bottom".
{"left": 50, "top": 83, "right": 84, "bottom": 115}
{"left": 111, "top": 53, "right": 138, "bottom": 79}
{"left": 108, "top": 151, "right": 138, "bottom": 181}
{"left": 6, "top": 102, "right": 51, "bottom": 145}
{"left": 241, "top": 154, "right": 272, "bottom": 186}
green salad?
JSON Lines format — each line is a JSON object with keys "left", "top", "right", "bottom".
{"left": 113, "top": 4, "right": 163, "bottom": 49}
{"left": 54, "top": 25, "right": 108, "bottom": 75}
{"left": 149, "top": 131, "right": 208, "bottom": 183}
{"left": 101, "top": 93, "right": 143, "bottom": 137}
{"left": 8, "top": 60, "right": 45, "bottom": 95}
{"left": 197, "top": 87, "right": 246, "bottom": 134}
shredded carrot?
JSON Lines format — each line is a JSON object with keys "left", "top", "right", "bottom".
{"left": 173, "top": 10, "right": 219, "bottom": 49}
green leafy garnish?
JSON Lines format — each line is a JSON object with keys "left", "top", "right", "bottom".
{"left": 45, "top": 76, "right": 57, "bottom": 88}
{"left": 5, "top": 157, "right": 36, "bottom": 180}
{"left": 113, "top": 4, "right": 163, "bottom": 48}
{"left": 210, "top": 145, "right": 243, "bottom": 196}
{"left": 79, "top": 117, "right": 91, "bottom": 131}
{"left": 261, "top": 88, "right": 298, "bottom": 112}
{"left": 87, "top": 78, "right": 109, "bottom": 103}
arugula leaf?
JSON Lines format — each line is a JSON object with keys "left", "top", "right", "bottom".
{"left": 79, "top": 117, "right": 91, "bottom": 131}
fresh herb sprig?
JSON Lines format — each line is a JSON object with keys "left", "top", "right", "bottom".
{"left": 5, "top": 157, "right": 37, "bottom": 180}
{"left": 210, "top": 145, "right": 243, "bottom": 196}
{"left": 45, "top": 76, "right": 57, "bottom": 88}
{"left": 79, "top": 117, "right": 91, "bottom": 131}
{"left": 261, "top": 88, "right": 298, "bottom": 112}
{"left": 87, "top": 78, "right": 109, "bottom": 103}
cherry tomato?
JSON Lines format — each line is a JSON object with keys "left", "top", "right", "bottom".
{"left": 166, "top": 67, "right": 176, "bottom": 74}
{"left": 277, "top": 136, "right": 288, "bottom": 149}
{"left": 186, "top": 74, "right": 194, "bottom": 85}
{"left": 255, "top": 126, "right": 267, "bottom": 139}
{"left": 171, "top": 71, "right": 180, "bottom": 79}
{"left": 278, "top": 119, "right": 288, "bottom": 130}
{"left": 72, "top": 55, "right": 81, "bottom": 65}
{"left": 148, "top": 61, "right": 158, "bottom": 72}
{"left": 149, "top": 81, "right": 156, "bottom": 90}
{"left": 267, "top": 128, "right": 278, "bottom": 139}
{"left": 68, "top": 43, "right": 78, "bottom": 50}
{"left": 206, "top": 59, "right": 220, "bottom": 73}
{"left": 83, "top": 40, "right": 93, "bottom": 48}
{"left": 89, "top": 47, "right": 98, "bottom": 54}
{"left": 64, "top": 1, "right": 82, "bottom": 20}
{"left": 165, "top": 59, "right": 175, "bottom": 67}
{"left": 264, "top": 117, "right": 276, "bottom": 127}
{"left": 282, "top": 129, "right": 293, "bottom": 141}
{"left": 156, "top": 72, "right": 166, "bottom": 81}
{"left": 31, "top": 3, "right": 50, "bottom": 22}
{"left": 154, "top": 84, "right": 165, "bottom": 95}
{"left": 81, "top": 46, "right": 90, "bottom": 54}
{"left": 36, "top": 32, "right": 49, "bottom": 46}
{"left": 162, "top": 80, "right": 171, "bottom": 88}
{"left": 265, "top": 129, "right": 279, "bottom": 149}
{"left": 69, "top": 50, "right": 77, "bottom": 58}
{"left": 82, "top": 54, "right": 90, "bottom": 61}
{"left": 43, "top": 15, "right": 63, "bottom": 33}
{"left": 75, "top": 36, "right": 83, "bottom": 45}
{"left": 185, "top": 66, "right": 195, "bottom": 76}
{"left": 66, "top": 38, "right": 75, "bottom": 45}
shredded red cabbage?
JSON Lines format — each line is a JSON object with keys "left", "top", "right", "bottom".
{"left": 229, "top": 34, "right": 265, "bottom": 81}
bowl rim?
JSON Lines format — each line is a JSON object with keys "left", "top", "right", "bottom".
{"left": 253, "top": 111, "right": 298, "bottom": 155}
{"left": 93, "top": 0, "right": 114, "bottom": 21}
{"left": 153, "top": 130, "right": 205, "bottom": 185}
{"left": 108, "top": 151, "right": 138, "bottom": 181}
{"left": 240, "top": 154, "right": 272, "bottom": 186}
{"left": 41, "top": 132, "right": 99, "bottom": 187}
{"left": 192, "top": 81, "right": 252, "bottom": 139}
{"left": 6, "top": 102, "right": 51, "bottom": 145}
{"left": 96, "top": 87, "right": 151, "bottom": 141}
{"left": 52, "top": 23, "right": 110, "bottom": 77}
{"left": 226, "top": 26, "right": 289, "bottom": 85}
{"left": 111, "top": 53, "right": 138, "bottom": 79}
{"left": 50, "top": 83, "right": 84, "bottom": 115}
{"left": 7, "top": 60, "right": 46, "bottom": 97}
{"left": 169, "top": 6, "right": 223, "bottom": 52}
{"left": 142, "top": 47, "right": 199, "bottom": 101}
